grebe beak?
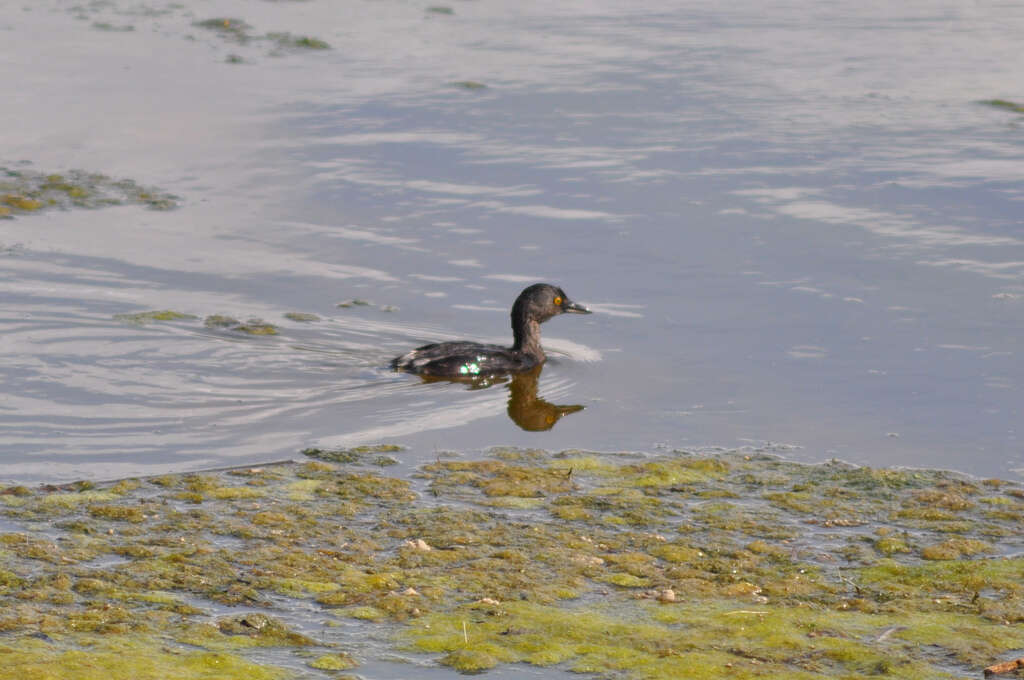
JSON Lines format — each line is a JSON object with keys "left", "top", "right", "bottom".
{"left": 563, "top": 299, "right": 591, "bottom": 314}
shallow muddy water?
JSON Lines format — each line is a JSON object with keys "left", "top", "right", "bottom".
{"left": 2, "top": 0, "right": 1023, "bottom": 482}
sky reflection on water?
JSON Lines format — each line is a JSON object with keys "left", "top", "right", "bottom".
{"left": 1, "top": 0, "right": 1022, "bottom": 482}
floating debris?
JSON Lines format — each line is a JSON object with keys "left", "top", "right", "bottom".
{"left": 986, "top": 657, "right": 1024, "bottom": 677}
{"left": 450, "top": 80, "right": 487, "bottom": 90}
{"left": 404, "top": 538, "right": 433, "bottom": 552}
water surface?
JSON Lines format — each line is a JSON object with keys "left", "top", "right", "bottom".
{"left": 2, "top": 0, "right": 1022, "bottom": 482}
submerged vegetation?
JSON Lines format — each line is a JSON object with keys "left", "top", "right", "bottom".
{"left": 0, "top": 167, "right": 178, "bottom": 218}
{"left": 0, "top": 447, "right": 1021, "bottom": 679}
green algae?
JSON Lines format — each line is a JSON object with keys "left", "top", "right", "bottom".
{"left": 981, "top": 98, "right": 1024, "bottom": 114}
{"left": 442, "top": 648, "right": 500, "bottom": 672}
{"left": 424, "top": 458, "right": 577, "bottom": 498}
{"left": 0, "top": 167, "right": 178, "bottom": 217}
{"left": 308, "top": 652, "right": 358, "bottom": 670}
{"left": 213, "top": 613, "right": 316, "bottom": 646}
{"left": 267, "top": 33, "right": 330, "bottom": 50}
{"left": 232, "top": 319, "right": 279, "bottom": 335}
{"left": 283, "top": 312, "right": 320, "bottom": 322}
{"left": 194, "top": 17, "right": 253, "bottom": 43}
{"left": 89, "top": 504, "right": 147, "bottom": 522}
{"left": 203, "top": 315, "right": 278, "bottom": 335}
{"left": 338, "top": 605, "right": 387, "bottom": 621}
{"left": 2, "top": 194, "right": 43, "bottom": 211}
{"left": 0, "top": 448, "right": 1021, "bottom": 679}
{"left": 203, "top": 314, "right": 240, "bottom": 328}
{"left": 874, "top": 531, "right": 913, "bottom": 556}
{"left": 920, "top": 537, "right": 994, "bottom": 560}
{"left": 195, "top": 19, "right": 328, "bottom": 53}
{"left": 93, "top": 22, "right": 135, "bottom": 32}
{"left": 0, "top": 635, "right": 287, "bottom": 680}
{"left": 302, "top": 444, "right": 405, "bottom": 465}
{"left": 113, "top": 310, "right": 197, "bottom": 325}
{"left": 336, "top": 299, "right": 371, "bottom": 308}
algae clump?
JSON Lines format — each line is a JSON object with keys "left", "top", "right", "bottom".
{"left": 232, "top": 319, "right": 278, "bottom": 335}
{"left": 203, "top": 315, "right": 278, "bottom": 335}
{"left": 0, "top": 447, "right": 1021, "bottom": 679}
{"left": 114, "top": 310, "right": 197, "bottom": 325}
{"left": 267, "top": 33, "right": 330, "bottom": 50}
{"left": 283, "top": 312, "right": 320, "bottom": 322}
{"left": 0, "top": 167, "right": 178, "bottom": 216}
{"left": 981, "top": 98, "right": 1024, "bottom": 114}
{"left": 302, "top": 444, "right": 405, "bottom": 464}
{"left": 194, "top": 17, "right": 253, "bottom": 43}
{"left": 308, "top": 653, "right": 358, "bottom": 670}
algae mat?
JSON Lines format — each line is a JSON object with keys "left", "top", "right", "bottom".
{"left": 1, "top": 447, "right": 1022, "bottom": 679}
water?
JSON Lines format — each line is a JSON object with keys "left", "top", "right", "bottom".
{"left": 2, "top": 0, "right": 1022, "bottom": 483}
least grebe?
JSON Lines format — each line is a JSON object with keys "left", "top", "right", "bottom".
{"left": 391, "top": 283, "right": 591, "bottom": 377}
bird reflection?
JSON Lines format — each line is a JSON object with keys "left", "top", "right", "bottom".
{"left": 420, "top": 364, "right": 583, "bottom": 431}
{"left": 506, "top": 365, "right": 583, "bottom": 431}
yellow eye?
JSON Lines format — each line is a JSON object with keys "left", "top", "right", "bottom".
{"left": 553, "top": 296, "right": 562, "bottom": 306}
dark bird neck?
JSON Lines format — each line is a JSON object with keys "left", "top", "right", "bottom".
{"left": 511, "top": 312, "right": 545, "bottom": 362}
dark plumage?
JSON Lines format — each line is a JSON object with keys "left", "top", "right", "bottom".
{"left": 391, "top": 283, "right": 591, "bottom": 377}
